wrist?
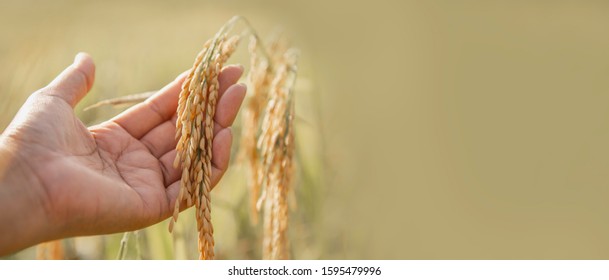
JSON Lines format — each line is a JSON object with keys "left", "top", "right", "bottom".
{"left": 0, "top": 136, "right": 56, "bottom": 256}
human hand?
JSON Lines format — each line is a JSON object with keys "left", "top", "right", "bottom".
{"left": 0, "top": 53, "right": 246, "bottom": 255}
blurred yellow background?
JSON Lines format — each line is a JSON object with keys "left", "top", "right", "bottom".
{"left": 2, "top": 0, "right": 609, "bottom": 259}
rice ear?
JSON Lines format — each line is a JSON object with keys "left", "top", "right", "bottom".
{"left": 172, "top": 21, "right": 241, "bottom": 259}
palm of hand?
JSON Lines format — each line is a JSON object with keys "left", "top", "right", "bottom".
{"left": 24, "top": 96, "right": 165, "bottom": 235}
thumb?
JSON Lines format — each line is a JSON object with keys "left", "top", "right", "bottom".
{"left": 46, "top": 52, "right": 95, "bottom": 108}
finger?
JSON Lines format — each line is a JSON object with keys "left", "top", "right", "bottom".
{"left": 163, "top": 127, "right": 233, "bottom": 187}
{"left": 112, "top": 64, "right": 243, "bottom": 140}
{"left": 164, "top": 127, "right": 232, "bottom": 213}
{"left": 159, "top": 149, "right": 180, "bottom": 187}
{"left": 217, "top": 64, "right": 244, "bottom": 99}
{"left": 140, "top": 114, "right": 178, "bottom": 158}
{"left": 111, "top": 72, "right": 186, "bottom": 139}
{"left": 210, "top": 127, "right": 233, "bottom": 185}
{"left": 165, "top": 180, "right": 183, "bottom": 213}
{"left": 154, "top": 80, "right": 244, "bottom": 178}
{"left": 214, "top": 83, "right": 247, "bottom": 130}
{"left": 164, "top": 177, "right": 198, "bottom": 214}
{"left": 45, "top": 52, "right": 95, "bottom": 108}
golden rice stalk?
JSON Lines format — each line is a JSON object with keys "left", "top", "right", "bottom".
{"left": 241, "top": 31, "right": 291, "bottom": 225}
{"left": 240, "top": 35, "right": 273, "bottom": 225}
{"left": 169, "top": 19, "right": 240, "bottom": 260}
{"left": 257, "top": 49, "right": 298, "bottom": 260}
{"left": 82, "top": 91, "right": 155, "bottom": 111}
{"left": 36, "top": 240, "right": 64, "bottom": 260}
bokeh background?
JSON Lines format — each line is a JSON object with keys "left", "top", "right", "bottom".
{"left": 2, "top": 0, "right": 609, "bottom": 259}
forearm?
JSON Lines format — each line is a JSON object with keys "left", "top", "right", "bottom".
{"left": 0, "top": 136, "right": 52, "bottom": 256}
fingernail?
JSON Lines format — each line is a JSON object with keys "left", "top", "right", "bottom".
{"left": 74, "top": 52, "right": 88, "bottom": 64}
{"left": 237, "top": 82, "right": 247, "bottom": 91}
{"left": 225, "top": 64, "right": 244, "bottom": 72}
{"left": 176, "top": 70, "right": 190, "bottom": 81}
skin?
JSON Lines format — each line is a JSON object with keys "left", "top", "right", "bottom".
{"left": 0, "top": 53, "right": 246, "bottom": 256}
